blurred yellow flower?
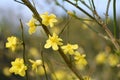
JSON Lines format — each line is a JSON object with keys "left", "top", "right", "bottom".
{"left": 27, "top": 17, "right": 37, "bottom": 34}
{"left": 74, "top": 51, "right": 87, "bottom": 69}
{"left": 52, "top": 70, "right": 66, "bottom": 80}
{"left": 37, "top": 63, "right": 49, "bottom": 75}
{"left": 95, "top": 52, "right": 107, "bottom": 64}
{"left": 108, "top": 54, "right": 119, "bottom": 67}
{"left": 44, "top": 33, "right": 63, "bottom": 50}
{"left": 29, "top": 47, "right": 40, "bottom": 58}
{"left": 29, "top": 59, "right": 42, "bottom": 72}
{"left": 3, "top": 67, "right": 11, "bottom": 76}
{"left": 6, "top": 36, "right": 22, "bottom": 51}
{"left": 9, "top": 58, "right": 27, "bottom": 77}
{"left": 61, "top": 43, "right": 78, "bottom": 55}
{"left": 40, "top": 12, "right": 57, "bottom": 27}
{"left": 83, "top": 76, "right": 91, "bottom": 80}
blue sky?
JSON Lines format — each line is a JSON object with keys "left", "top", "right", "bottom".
{"left": 0, "top": 0, "right": 120, "bottom": 18}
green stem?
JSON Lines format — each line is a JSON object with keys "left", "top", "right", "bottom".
{"left": 20, "top": 19, "right": 29, "bottom": 80}
{"left": 113, "top": 0, "right": 117, "bottom": 38}
{"left": 105, "top": 0, "right": 111, "bottom": 24}
{"left": 91, "top": 0, "right": 95, "bottom": 11}
{"left": 41, "top": 50, "right": 48, "bottom": 80}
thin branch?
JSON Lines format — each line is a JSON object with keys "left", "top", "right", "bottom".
{"left": 20, "top": 19, "right": 29, "bottom": 80}
{"left": 58, "top": 47, "right": 84, "bottom": 80}
{"left": 91, "top": 0, "right": 101, "bottom": 20}
{"left": 19, "top": 0, "right": 84, "bottom": 79}
{"left": 21, "top": 0, "right": 51, "bottom": 36}
{"left": 66, "top": 0, "right": 95, "bottom": 20}
{"left": 41, "top": 50, "right": 48, "bottom": 80}
{"left": 88, "top": 0, "right": 93, "bottom": 11}
{"left": 65, "top": 0, "right": 101, "bottom": 26}
{"left": 79, "top": 0, "right": 92, "bottom": 11}
{"left": 54, "top": 0, "right": 67, "bottom": 12}
{"left": 14, "top": 0, "right": 24, "bottom": 4}
{"left": 105, "top": 0, "right": 111, "bottom": 24}
{"left": 91, "top": 0, "right": 96, "bottom": 11}
{"left": 72, "top": 15, "right": 110, "bottom": 41}
{"left": 59, "top": 17, "right": 71, "bottom": 36}
{"left": 65, "top": 0, "right": 120, "bottom": 51}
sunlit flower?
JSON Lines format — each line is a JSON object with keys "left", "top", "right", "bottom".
{"left": 61, "top": 43, "right": 78, "bottom": 55}
{"left": 108, "top": 54, "right": 119, "bottom": 67}
{"left": 73, "top": 51, "right": 88, "bottom": 70}
{"left": 95, "top": 52, "right": 107, "bottom": 64}
{"left": 27, "top": 17, "right": 37, "bottom": 34}
{"left": 9, "top": 58, "right": 27, "bottom": 77}
{"left": 6, "top": 36, "right": 22, "bottom": 51}
{"left": 44, "top": 33, "right": 63, "bottom": 50}
{"left": 29, "top": 59, "right": 42, "bottom": 72}
{"left": 40, "top": 12, "right": 57, "bottom": 27}
{"left": 74, "top": 51, "right": 87, "bottom": 69}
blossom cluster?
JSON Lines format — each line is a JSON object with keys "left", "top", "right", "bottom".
{"left": 95, "top": 51, "right": 119, "bottom": 67}
{"left": 6, "top": 36, "right": 42, "bottom": 76}
{"left": 6, "top": 12, "right": 88, "bottom": 77}
{"left": 27, "top": 12, "right": 58, "bottom": 35}
{"left": 6, "top": 36, "right": 22, "bottom": 51}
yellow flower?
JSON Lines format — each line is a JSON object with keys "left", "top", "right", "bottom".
{"left": 108, "top": 54, "right": 119, "bottom": 67}
{"left": 27, "top": 17, "right": 37, "bottom": 34}
{"left": 40, "top": 12, "right": 57, "bottom": 27}
{"left": 74, "top": 51, "right": 87, "bottom": 69}
{"left": 29, "top": 59, "right": 42, "bottom": 72}
{"left": 44, "top": 33, "right": 63, "bottom": 50}
{"left": 6, "top": 36, "right": 21, "bottom": 51}
{"left": 9, "top": 58, "right": 27, "bottom": 77}
{"left": 95, "top": 52, "right": 107, "bottom": 64}
{"left": 83, "top": 76, "right": 91, "bottom": 80}
{"left": 61, "top": 43, "right": 78, "bottom": 55}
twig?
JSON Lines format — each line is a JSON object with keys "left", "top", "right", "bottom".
{"left": 65, "top": 0, "right": 101, "bottom": 26}
{"left": 54, "top": 0, "right": 67, "bottom": 12}
{"left": 20, "top": 19, "right": 29, "bottom": 80}
{"left": 41, "top": 50, "right": 48, "bottom": 80}
{"left": 65, "top": 0, "right": 120, "bottom": 51}
{"left": 58, "top": 47, "right": 84, "bottom": 80}
{"left": 66, "top": 0, "right": 95, "bottom": 20}
{"left": 59, "top": 17, "right": 71, "bottom": 36}
{"left": 91, "top": 0, "right": 95, "bottom": 12}
{"left": 72, "top": 14, "right": 110, "bottom": 40}
{"left": 105, "top": 0, "right": 111, "bottom": 24}
{"left": 14, "top": 0, "right": 24, "bottom": 4}
{"left": 19, "top": 0, "right": 84, "bottom": 79}
{"left": 79, "top": 0, "right": 92, "bottom": 11}
{"left": 21, "top": 0, "right": 51, "bottom": 36}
